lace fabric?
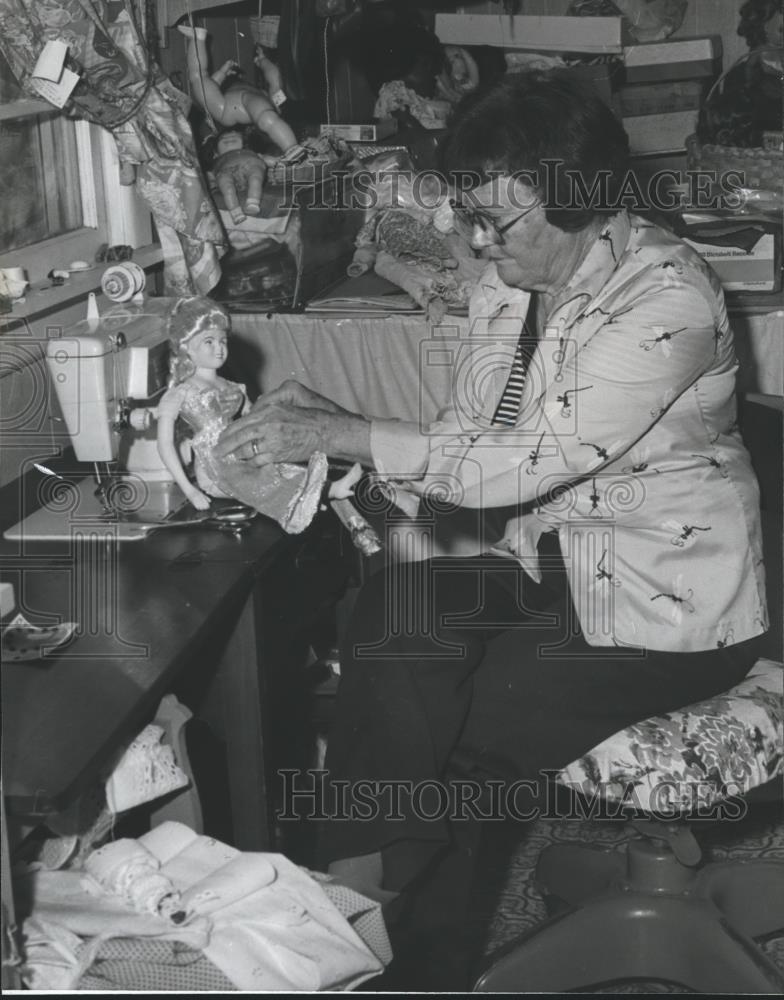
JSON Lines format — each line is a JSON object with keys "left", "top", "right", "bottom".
{"left": 105, "top": 724, "right": 189, "bottom": 815}
{"left": 84, "top": 840, "right": 186, "bottom": 922}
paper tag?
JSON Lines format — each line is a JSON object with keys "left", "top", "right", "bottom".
{"left": 33, "top": 39, "right": 68, "bottom": 82}
{"left": 30, "top": 67, "right": 79, "bottom": 108}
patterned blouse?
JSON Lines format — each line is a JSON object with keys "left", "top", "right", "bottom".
{"left": 370, "top": 211, "right": 769, "bottom": 653}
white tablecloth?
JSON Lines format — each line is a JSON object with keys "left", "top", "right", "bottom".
{"left": 230, "top": 313, "right": 469, "bottom": 421}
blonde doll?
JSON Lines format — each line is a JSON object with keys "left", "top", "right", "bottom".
{"left": 156, "top": 297, "right": 327, "bottom": 533}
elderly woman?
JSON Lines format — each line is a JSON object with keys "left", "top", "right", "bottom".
{"left": 216, "top": 71, "right": 768, "bottom": 989}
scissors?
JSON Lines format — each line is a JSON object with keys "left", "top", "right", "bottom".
{"left": 123, "top": 502, "right": 258, "bottom": 537}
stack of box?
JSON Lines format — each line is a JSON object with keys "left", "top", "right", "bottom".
{"left": 434, "top": 14, "right": 721, "bottom": 159}
{"left": 619, "top": 37, "right": 722, "bottom": 155}
{"left": 434, "top": 13, "right": 622, "bottom": 117}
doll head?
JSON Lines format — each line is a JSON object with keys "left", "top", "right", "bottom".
{"left": 166, "top": 296, "right": 230, "bottom": 385}
{"left": 216, "top": 128, "right": 245, "bottom": 157}
{"left": 202, "top": 127, "right": 251, "bottom": 170}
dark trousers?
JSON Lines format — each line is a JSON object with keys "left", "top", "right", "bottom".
{"left": 320, "top": 541, "right": 760, "bottom": 987}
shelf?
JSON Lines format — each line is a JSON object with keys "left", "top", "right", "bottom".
{"left": 0, "top": 245, "right": 164, "bottom": 331}
{"left": 157, "top": 0, "right": 246, "bottom": 28}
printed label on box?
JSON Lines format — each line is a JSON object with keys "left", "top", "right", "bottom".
{"left": 685, "top": 234, "right": 777, "bottom": 291}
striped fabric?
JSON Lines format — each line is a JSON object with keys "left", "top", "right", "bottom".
{"left": 490, "top": 324, "right": 536, "bottom": 426}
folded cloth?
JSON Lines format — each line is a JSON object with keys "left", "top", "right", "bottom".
{"left": 20, "top": 822, "right": 385, "bottom": 991}
{"left": 84, "top": 839, "right": 186, "bottom": 922}
{"left": 23, "top": 920, "right": 232, "bottom": 993}
{"left": 25, "top": 882, "right": 391, "bottom": 992}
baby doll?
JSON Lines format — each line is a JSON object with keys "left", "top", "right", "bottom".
{"left": 156, "top": 296, "right": 327, "bottom": 534}
{"left": 178, "top": 25, "right": 305, "bottom": 164}
{"left": 211, "top": 129, "right": 266, "bottom": 224}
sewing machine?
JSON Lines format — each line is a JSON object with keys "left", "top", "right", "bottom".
{"left": 4, "top": 298, "right": 191, "bottom": 542}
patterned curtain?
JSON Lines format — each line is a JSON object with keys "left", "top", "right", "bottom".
{"left": 0, "top": 0, "right": 225, "bottom": 294}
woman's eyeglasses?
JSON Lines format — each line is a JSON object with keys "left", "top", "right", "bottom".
{"left": 449, "top": 197, "right": 539, "bottom": 246}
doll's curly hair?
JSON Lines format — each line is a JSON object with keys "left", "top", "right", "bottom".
{"left": 201, "top": 126, "right": 270, "bottom": 171}
{"left": 738, "top": 0, "right": 782, "bottom": 48}
{"left": 166, "top": 296, "right": 230, "bottom": 386}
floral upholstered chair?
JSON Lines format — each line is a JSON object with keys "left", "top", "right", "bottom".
{"left": 474, "top": 658, "right": 784, "bottom": 994}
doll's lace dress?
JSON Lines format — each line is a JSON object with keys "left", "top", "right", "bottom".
{"left": 160, "top": 378, "right": 327, "bottom": 533}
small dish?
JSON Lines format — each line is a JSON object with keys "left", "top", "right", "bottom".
{"left": 2, "top": 614, "right": 77, "bottom": 662}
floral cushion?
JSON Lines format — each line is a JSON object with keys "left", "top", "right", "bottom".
{"left": 558, "top": 659, "right": 783, "bottom": 814}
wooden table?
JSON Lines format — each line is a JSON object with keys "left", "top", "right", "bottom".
{"left": 1, "top": 507, "right": 298, "bottom": 852}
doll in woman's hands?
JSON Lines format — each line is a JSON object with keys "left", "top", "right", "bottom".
{"left": 156, "top": 297, "right": 327, "bottom": 532}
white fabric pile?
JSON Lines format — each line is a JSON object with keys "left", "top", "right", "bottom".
{"left": 20, "top": 821, "right": 387, "bottom": 991}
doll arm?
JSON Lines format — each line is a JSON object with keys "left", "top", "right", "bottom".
{"left": 212, "top": 60, "right": 239, "bottom": 87}
{"left": 156, "top": 396, "right": 212, "bottom": 511}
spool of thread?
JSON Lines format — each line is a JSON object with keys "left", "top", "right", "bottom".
{"left": 102, "top": 262, "right": 146, "bottom": 302}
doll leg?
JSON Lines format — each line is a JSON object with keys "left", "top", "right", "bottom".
{"left": 178, "top": 25, "right": 229, "bottom": 122}
{"left": 254, "top": 46, "right": 285, "bottom": 103}
{"left": 242, "top": 93, "right": 300, "bottom": 154}
{"left": 216, "top": 173, "right": 245, "bottom": 224}
{"left": 244, "top": 161, "right": 266, "bottom": 216}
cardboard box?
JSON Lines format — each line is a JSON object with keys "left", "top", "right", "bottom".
{"left": 618, "top": 79, "right": 705, "bottom": 117}
{"left": 435, "top": 13, "right": 623, "bottom": 54}
{"left": 684, "top": 234, "right": 779, "bottom": 292}
{"left": 320, "top": 120, "right": 398, "bottom": 143}
{"left": 623, "top": 36, "right": 721, "bottom": 83}
{"left": 624, "top": 109, "right": 698, "bottom": 154}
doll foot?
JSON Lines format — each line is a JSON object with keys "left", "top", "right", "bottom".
{"left": 229, "top": 208, "right": 246, "bottom": 224}
{"left": 329, "top": 462, "right": 362, "bottom": 500}
{"left": 244, "top": 199, "right": 261, "bottom": 216}
{"left": 177, "top": 24, "right": 208, "bottom": 40}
